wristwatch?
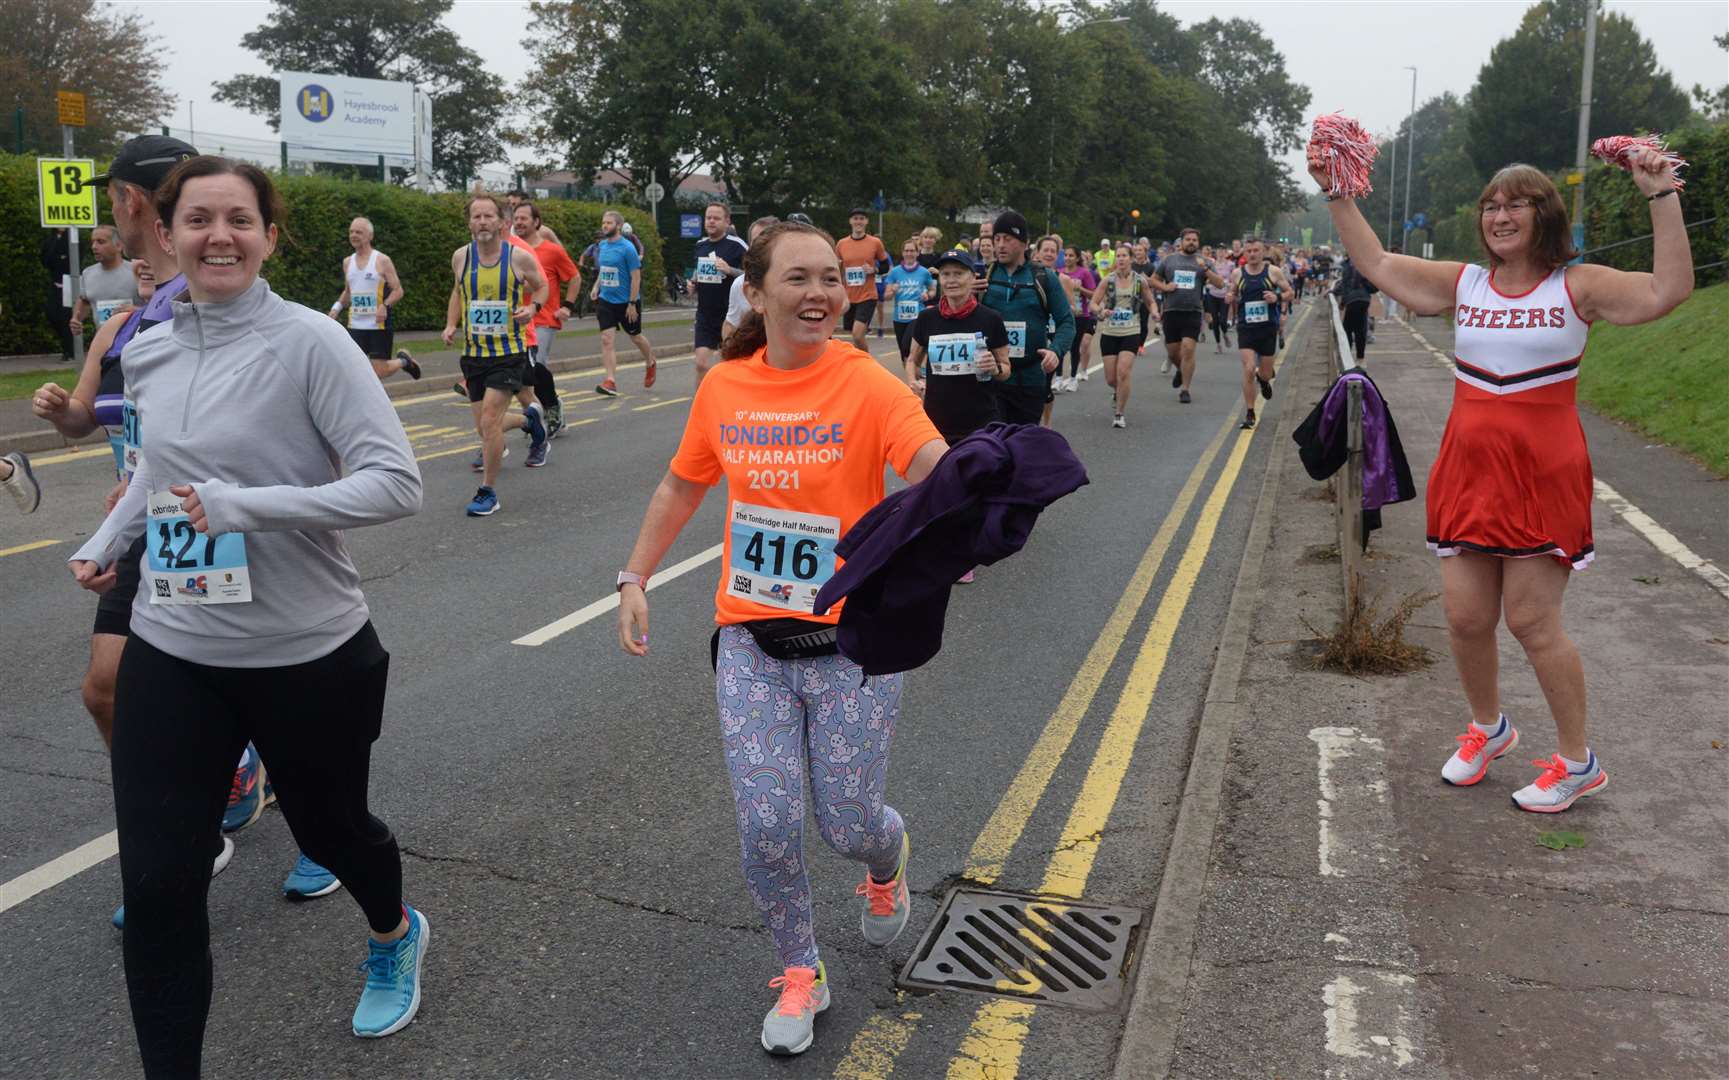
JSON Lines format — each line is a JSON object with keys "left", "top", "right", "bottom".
{"left": 616, "top": 571, "right": 648, "bottom": 591}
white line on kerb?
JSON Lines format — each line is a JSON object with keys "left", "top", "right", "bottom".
{"left": 1594, "top": 480, "right": 1729, "bottom": 602}
{"left": 0, "top": 830, "right": 118, "bottom": 915}
{"left": 511, "top": 543, "right": 724, "bottom": 647}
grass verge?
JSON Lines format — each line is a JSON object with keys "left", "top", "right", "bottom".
{"left": 0, "top": 369, "right": 66, "bottom": 402}
{"left": 1579, "top": 280, "right": 1728, "bottom": 477}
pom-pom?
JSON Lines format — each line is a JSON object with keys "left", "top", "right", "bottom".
{"left": 1307, "top": 113, "right": 1380, "bottom": 199}
{"left": 1590, "top": 134, "right": 1687, "bottom": 189}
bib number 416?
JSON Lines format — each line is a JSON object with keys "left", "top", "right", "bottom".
{"left": 742, "top": 532, "right": 820, "bottom": 580}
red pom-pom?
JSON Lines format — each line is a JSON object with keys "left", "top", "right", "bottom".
{"left": 1590, "top": 134, "right": 1687, "bottom": 189}
{"left": 1308, "top": 113, "right": 1379, "bottom": 199}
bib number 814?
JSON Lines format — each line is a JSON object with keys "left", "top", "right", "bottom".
{"left": 742, "top": 532, "right": 820, "bottom": 580}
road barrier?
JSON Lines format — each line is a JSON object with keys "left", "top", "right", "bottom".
{"left": 1327, "top": 294, "right": 1365, "bottom": 614}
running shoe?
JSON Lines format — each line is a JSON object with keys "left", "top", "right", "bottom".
{"left": 465, "top": 486, "right": 499, "bottom": 516}
{"left": 1172, "top": 368, "right": 1183, "bottom": 389}
{"left": 1278, "top": 334, "right": 1287, "bottom": 350}
{"left": 643, "top": 359, "right": 658, "bottom": 389}
{"left": 1159, "top": 358, "right": 1171, "bottom": 374}
{"left": 352, "top": 905, "right": 431, "bottom": 1038}
{"left": 526, "top": 442, "right": 549, "bottom": 468}
{"left": 451, "top": 381, "right": 467, "bottom": 399}
{"left": 284, "top": 853, "right": 344, "bottom": 899}
{"left": 595, "top": 378, "right": 620, "bottom": 396}
{"left": 222, "top": 749, "right": 267, "bottom": 833}
{"left": 2, "top": 452, "right": 41, "bottom": 514}
{"left": 113, "top": 837, "right": 235, "bottom": 929}
{"left": 1179, "top": 389, "right": 1192, "bottom": 404}
{"left": 1441, "top": 715, "right": 1519, "bottom": 786}
{"left": 857, "top": 832, "right": 912, "bottom": 947}
{"left": 1078, "top": 369, "right": 1090, "bottom": 381}
{"left": 545, "top": 402, "right": 564, "bottom": 439}
{"left": 1512, "top": 753, "right": 1608, "bottom": 813}
{"left": 394, "top": 349, "right": 422, "bottom": 380}
{"left": 1241, "top": 409, "right": 1256, "bottom": 430}
{"left": 1112, "top": 414, "right": 1127, "bottom": 429}
{"left": 469, "top": 447, "right": 510, "bottom": 471}
{"left": 761, "top": 961, "right": 830, "bottom": 1056}
{"left": 521, "top": 402, "right": 547, "bottom": 449}
{"left": 1257, "top": 374, "right": 1274, "bottom": 400}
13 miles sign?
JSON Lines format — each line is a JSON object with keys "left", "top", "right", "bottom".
{"left": 37, "top": 158, "right": 97, "bottom": 227}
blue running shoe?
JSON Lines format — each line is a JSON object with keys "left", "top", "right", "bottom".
{"left": 526, "top": 441, "right": 548, "bottom": 468}
{"left": 465, "top": 486, "right": 499, "bottom": 516}
{"left": 222, "top": 749, "right": 266, "bottom": 833}
{"left": 522, "top": 403, "right": 547, "bottom": 450}
{"left": 283, "top": 852, "right": 343, "bottom": 899}
{"left": 352, "top": 905, "right": 430, "bottom": 1038}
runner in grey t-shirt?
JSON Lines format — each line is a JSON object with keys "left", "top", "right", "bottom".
{"left": 1151, "top": 228, "right": 1226, "bottom": 404}
{"left": 70, "top": 225, "right": 137, "bottom": 336}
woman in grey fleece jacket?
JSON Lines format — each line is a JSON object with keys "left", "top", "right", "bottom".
{"left": 68, "top": 158, "right": 429, "bottom": 1077}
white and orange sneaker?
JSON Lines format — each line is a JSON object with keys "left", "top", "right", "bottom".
{"left": 856, "top": 831, "right": 911, "bottom": 946}
{"left": 761, "top": 960, "right": 830, "bottom": 1055}
{"left": 1441, "top": 714, "right": 1519, "bottom": 786}
{"left": 1512, "top": 752, "right": 1608, "bottom": 813}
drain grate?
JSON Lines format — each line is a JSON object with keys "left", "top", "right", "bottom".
{"left": 897, "top": 887, "right": 1145, "bottom": 1011}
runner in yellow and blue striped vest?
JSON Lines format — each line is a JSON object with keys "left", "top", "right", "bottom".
{"left": 441, "top": 193, "right": 549, "bottom": 516}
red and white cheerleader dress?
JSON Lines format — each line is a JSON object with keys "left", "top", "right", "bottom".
{"left": 1427, "top": 264, "right": 1595, "bottom": 569}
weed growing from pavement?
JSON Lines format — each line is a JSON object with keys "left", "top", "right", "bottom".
{"left": 1304, "top": 574, "right": 1438, "bottom": 676}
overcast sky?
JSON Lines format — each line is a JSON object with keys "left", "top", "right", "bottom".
{"left": 115, "top": 0, "right": 1728, "bottom": 181}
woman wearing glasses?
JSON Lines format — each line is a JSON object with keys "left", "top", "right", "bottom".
{"left": 1310, "top": 146, "right": 1691, "bottom": 813}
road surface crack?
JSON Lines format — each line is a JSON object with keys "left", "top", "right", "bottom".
{"left": 0, "top": 762, "right": 109, "bottom": 787}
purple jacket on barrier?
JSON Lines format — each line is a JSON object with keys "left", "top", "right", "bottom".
{"left": 812, "top": 422, "right": 1088, "bottom": 675}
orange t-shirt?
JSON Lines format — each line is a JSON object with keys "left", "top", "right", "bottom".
{"left": 836, "top": 234, "right": 889, "bottom": 304}
{"left": 526, "top": 239, "right": 579, "bottom": 329}
{"left": 669, "top": 339, "right": 943, "bottom": 625}
{"left": 502, "top": 232, "right": 538, "bottom": 347}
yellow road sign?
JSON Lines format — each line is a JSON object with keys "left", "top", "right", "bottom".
{"left": 37, "top": 158, "right": 97, "bottom": 228}
{"left": 1566, "top": 172, "right": 1583, "bottom": 186}
{"left": 57, "top": 91, "right": 86, "bottom": 127}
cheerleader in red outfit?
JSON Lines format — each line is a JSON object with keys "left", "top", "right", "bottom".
{"left": 1309, "top": 148, "right": 1692, "bottom": 813}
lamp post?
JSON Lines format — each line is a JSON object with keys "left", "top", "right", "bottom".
{"left": 1401, "top": 66, "right": 1416, "bottom": 254}
{"left": 1048, "top": 16, "right": 1129, "bottom": 233}
{"left": 1570, "top": 1, "right": 1599, "bottom": 260}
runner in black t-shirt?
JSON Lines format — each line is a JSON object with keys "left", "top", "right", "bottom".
{"left": 691, "top": 203, "right": 749, "bottom": 385}
{"left": 906, "top": 249, "right": 1010, "bottom": 444}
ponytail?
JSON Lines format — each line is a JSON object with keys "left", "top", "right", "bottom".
{"left": 722, "top": 310, "right": 768, "bottom": 360}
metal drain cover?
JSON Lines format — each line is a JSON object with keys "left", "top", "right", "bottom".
{"left": 898, "top": 887, "right": 1145, "bottom": 1011}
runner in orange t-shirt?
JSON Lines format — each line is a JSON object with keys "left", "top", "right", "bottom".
{"left": 834, "top": 208, "right": 889, "bottom": 351}
{"left": 513, "top": 201, "right": 581, "bottom": 438}
{"left": 616, "top": 221, "right": 946, "bottom": 1059}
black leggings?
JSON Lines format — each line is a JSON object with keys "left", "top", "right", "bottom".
{"left": 531, "top": 363, "right": 559, "bottom": 411}
{"left": 1205, "top": 297, "right": 1228, "bottom": 342}
{"left": 112, "top": 623, "right": 402, "bottom": 1078}
{"left": 1343, "top": 301, "right": 1370, "bottom": 360}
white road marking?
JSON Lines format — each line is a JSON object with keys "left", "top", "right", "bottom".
{"left": 1323, "top": 973, "right": 1419, "bottom": 1075}
{"left": 0, "top": 830, "right": 117, "bottom": 915}
{"left": 1594, "top": 479, "right": 1729, "bottom": 601}
{"left": 1308, "top": 726, "right": 1382, "bottom": 877}
{"left": 511, "top": 543, "right": 724, "bottom": 647}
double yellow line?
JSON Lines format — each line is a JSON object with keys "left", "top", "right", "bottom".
{"left": 835, "top": 303, "right": 1313, "bottom": 1080}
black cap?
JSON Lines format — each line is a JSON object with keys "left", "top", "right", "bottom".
{"left": 848, "top": 207, "right": 870, "bottom": 218}
{"left": 934, "top": 249, "right": 974, "bottom": 271}
{"left": 90, "top": 134, "right": 199, "bottom": 191}
{"left": 992, "top": 210, "right": 1029, "bottom": 244}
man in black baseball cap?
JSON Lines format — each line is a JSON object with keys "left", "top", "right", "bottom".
{"left": 89, "top": 133, "right": 199, "bottom": 191}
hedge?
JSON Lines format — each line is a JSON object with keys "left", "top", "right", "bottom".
{"left": 0, "top": 153, "right": 663, "bottom": 356}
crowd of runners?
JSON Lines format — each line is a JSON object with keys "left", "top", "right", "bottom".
{"left": 1, "top": 116, "right": 1694, "bottom": 1075}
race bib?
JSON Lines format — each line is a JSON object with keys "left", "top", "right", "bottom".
{"left": 146, "top": 489, "right": 251, "bottom": 606}
{"left": 1173, "top": 269, "right": 1197, "bottom": 290}
{"left": 1105, "top": 307, "right": 1136, "bottom": 333}
{"left": 468, "top": 300, "right": 512, "bottom": 337}
{"left": 599, "top": 265, "right": 622, "bottom": 289}
{"left": 1004, "top": 321, "right": 1027, "bottom": 359}
{"left": 94, "top": 299, "right": 123, "bottom": 324}
{"left": 926, "top": 333, "right": 978, "bottom": 376}
{"left": 350, "top": 292, "right": 378, "bottom": 316}
{"left": 694, "top": 256, "right": 723, "bottom": 285}
{"left": 845, "top": 266, "right": 868, "bottom": 288}
{"left": 895, "top": 298, "right": 921, "bottom": 322}
{"left": 120, "top": 400, "right": 141, "bottom": 479}
{"left": 1244, "top": 301, "right": 1270, "bottom": 324}
{"left": 728, "top": 502, "right": 840, "bottom": 614}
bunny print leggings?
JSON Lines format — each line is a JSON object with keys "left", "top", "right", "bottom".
{"left": 714, "top": 624, "right": 906, "bottom": 970}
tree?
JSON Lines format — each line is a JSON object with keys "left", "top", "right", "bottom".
{"left": 1361, "top": 93, "right": 1484, "bottom": 246}
{"left": 1179, "top": 16, "right": 1312, "bottom": 154}
{"left": 0, "top": 0, "right": 176, "bottom": 157}
{"left": 1692, "top": 32, "right": 1728, "bottom": 123}
{"left": 210, "top": 0, "right": 505, "bottom": 188}
{"left": 1467, "top": 0, "right": 1691, "bottom": 176}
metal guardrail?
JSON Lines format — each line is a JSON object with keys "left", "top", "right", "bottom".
{"left": 1327, "top": 295, "right": 1365, "bottom": 613}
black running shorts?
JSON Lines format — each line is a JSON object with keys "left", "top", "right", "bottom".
{"left": 460, "top": 353, "right": 530, "bottom": 400}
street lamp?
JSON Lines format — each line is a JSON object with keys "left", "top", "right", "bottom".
{"left": 1401, "top": 66, "right": 1416, "bottom": 254}
{"left": 1048, "top": 16, "right": 1129, "bottom": 233}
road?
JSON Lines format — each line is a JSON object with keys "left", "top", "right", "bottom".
{"left": 0, "top": 301, "right": 1314, "bottom": 1080}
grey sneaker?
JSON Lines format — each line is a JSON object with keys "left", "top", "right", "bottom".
{"left": 1512, "top": 752, "right": 1608, "bottom": 813}
{"left": 470, "top": 447, "right": 509, "bottom": 471}
{"left": 857, "top": 832, "right": 911, "bottom": 947}
{"left": 3, "top": 452, "right": 41, "bottom": 514}
{"left": 761, "top": 960, "right": 829, "bottom": 1056}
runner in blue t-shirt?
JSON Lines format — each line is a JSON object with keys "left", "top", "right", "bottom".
{"left": 588, "top": 209, "right": 658, "bottom": 396}
{"left": 883, "top": 237, "right": 936, "bottom": 364}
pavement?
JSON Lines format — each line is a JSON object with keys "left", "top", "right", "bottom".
{"left": 2, "top": 299, "right": 1723, "bottom": 1079}
{"left": 1157, "top": 312, "right": 1729, "bottom": 1079}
